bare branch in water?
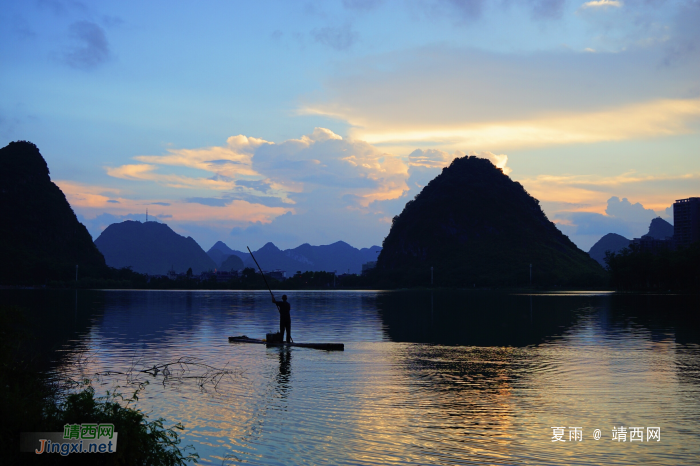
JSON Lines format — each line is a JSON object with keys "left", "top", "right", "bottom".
{"left": 93, "top": 356, "right": 244, "bottom": 392}
{"left": 54, "top": 351, "right": 244, "bottom": 395}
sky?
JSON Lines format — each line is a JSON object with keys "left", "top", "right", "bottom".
{"left": 2, "top": 0, "right": 699, "bottom": 252}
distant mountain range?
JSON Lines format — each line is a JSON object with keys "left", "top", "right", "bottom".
{"left": 587, "top": 217, "right": 674, "bottom": 266}
{"left": 95, "top": 221, "right": 216, "bottom": 275}
{"left": 207, "top": 240, "right": 382, "bottom": 276}
{"left": 92, "top": 220, "right": 380, "bottom": 277}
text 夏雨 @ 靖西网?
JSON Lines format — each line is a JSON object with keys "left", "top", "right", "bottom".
{"left": 551, "top": 426, "right": 660, "bottom": 442}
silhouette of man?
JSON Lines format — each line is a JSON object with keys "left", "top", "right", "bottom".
{"left": 272, "top": 294, "right": 291, "bottom": 343}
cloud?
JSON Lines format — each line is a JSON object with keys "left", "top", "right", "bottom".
{"left": 444, "top": 0, "right": 486, "bottom": 21}
{"left": 105, "top": 164, "right": 233, "bottom": 190}
{"left": 407, "top": 148, "right": 509, "bottom": 173}
{"left": 67, "top": 129, "right": 512, "bottom": 249}
{"left": 56, "top": 180, "right": 291, "bottom": 231}
{"left": 134, "top": 135, "right": 263, "bottom": 177}
{"left": 417, "top": 0, "right": 569, "bottom": 22}
{"left": 250, "top": 127, "right": 408, "bottom": 206}
{"left": 94, "top": 129, "right": 411, "bottom": 246}
{"left": 102, "top": 15, "right": 125, "bottom": 28}
{"left": 37, "top": 0, "right": 89, "bottom": 16}
{"left": 358, "top": 98, "right": 700, "bottom": 149}
{"left": 515, "top": 169, "right": 696, "bottom": 250}
{"left": 312, "top": 23, "right": 358, "bottom": 50}
{"left": 11, "top": 16, "right": 36, "bottom": 39}
{"left": 605, "top": 196, "right": 657, "bottom": 223}
{"left": 664, "top": 1, "right": 700, "bottom": 65}
{"left": 552, "top": 196, "right": 670, "bottom": 250}
{"left": 530, "top": 0, "right": 566, "bottom": 19}
{"left": 300, "top": 40, "right": 700, "bottom": 152}
{"left": 308, "top": 90, "right": 700, "bottom": 152}
{"left": 520, "top": 171, "right": 700, "bottom": 216}
{"left": 342, "top": 0, "right": 383, "bottom": 10}
{"left": 108, "top": 128, "right": 407, "bottom": 209}
{"left": 580, "top": 0, "right": 622, "bottom": 9}
{"left": 185, "top": 197, "right": 229, "bottom": 207}
{"left": 63, "top": 21, "right": 110, "bottom": 69}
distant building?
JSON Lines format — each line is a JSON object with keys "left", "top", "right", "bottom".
{"left": 266, "top": 269, "right": 286, "bottom": 281}
{"left": 215, "top": 270, "right": 236, "bottom": 282}
{"left": 145, "top": 274, "right": 168, "bottom": 283}
{"left": 630, "top": 235, "right": 673, "bottom": 254}
{"left": 674, "top": 197, "right": 700, "bottom": 248}
{"left": 361, "top": 261, "right": 377, "bottom": 274}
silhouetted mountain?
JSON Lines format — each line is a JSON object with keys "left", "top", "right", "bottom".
{"left": 0, "top": 141, "right": 106, "bottom": 285}
{"left": 587, "top": 217, "right": 673, "bottom": 267}
{"left": 207, "top": 241, "right": 247, "bottom": 267}
{"left": 646, "top": 217, "right": 673, "bottom": 239}
{"left": 220, "top": 254, "right": 244, "bottom": 271}
{"left": 376, "top": 156, "right": 605, "bottom": 286}
{"left": 283, "top": 241, "right": 381, "bottom": 274}
{"left": 208, "top": 240, "right": 381, "bottom": 275}
{"left": 95, "top": 221, "right": 216, "bottom": 275}
{"left": 588, "top": 233, "right": 631, "bottom": 267}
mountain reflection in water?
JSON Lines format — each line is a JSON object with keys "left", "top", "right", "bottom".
{"left": 4, "top": 289, "right": 699, "bottom": 465}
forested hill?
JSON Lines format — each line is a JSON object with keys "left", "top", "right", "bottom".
{"left": 95, "top": 221, "right": 216, "bottom": 275}
{"left": 376, "top": 156, "right": 605, "bottom": 287}
{"left": 0, "top": 141, "right": 106, "bottom": 285}
{"left": 588, "top": 233, "right": 631, "bottom": 267}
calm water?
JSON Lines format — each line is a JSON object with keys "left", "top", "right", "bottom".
{"left": 6, "top": 289, "right": 700, "bottom": 465}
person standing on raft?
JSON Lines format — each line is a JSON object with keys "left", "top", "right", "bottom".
{"left": 272, "top": 294, "right": 292, "bottom": 343}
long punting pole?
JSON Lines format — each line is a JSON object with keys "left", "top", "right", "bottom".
{"left": 247, "top": 246, "right": 274, "bottom": 299}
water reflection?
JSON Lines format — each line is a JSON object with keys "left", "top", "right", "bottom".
{"left": 1, "top": 289, "right": 106, "bottom": 369}
{"left": 275, "top": 348, "right": 292, "bottom": 399}
{"left": 3, "top": 289, "right": 700, "bottom": 465}
{"left": 376, "top": 291, "right": 595, "bottom": 346}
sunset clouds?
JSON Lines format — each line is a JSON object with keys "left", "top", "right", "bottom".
{"left": 59, "top": 129, "right": 515, "bottom": 248}
{"left": 2, "top": 0, "right": 698, "bottom": 251}
{"left": 302, "top": 42, "right": 700, "bottom": 153}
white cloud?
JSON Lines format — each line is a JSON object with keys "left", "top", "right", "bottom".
{"left": 56, "top": 180, "right": 291, "bottom": 227}
{"left": 71, "top": 129, "right": 513, "bottom": 249}
{"left": 605, "top": 196, "right": 657, "bottom": 223}
{"left": 580, "top": 0, "right": 622, "bottom": 9}
{"left": 301, "top": 39, "right": 700, "bottom": 153}
{"left": 309, "top": 95, "right": 700, "bottom": 152}
{"left": 519, "top": 171, "right": 700, "bottom": 215}
{"left": 407, "top": 148, "right": 510, "bottom": 174}
{"left": 551, "top": 196, "right": 669, "bottom": 250}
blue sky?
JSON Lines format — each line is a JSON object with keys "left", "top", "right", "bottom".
{"left": 2, "top": 0, "right": 699, "bottom": 251}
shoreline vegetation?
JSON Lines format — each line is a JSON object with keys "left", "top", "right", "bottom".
{"left": 1, "top": 259, "right": 698, "bottom": 293}
{"left": 1, "top": 305, "right": 199, "bottom": 465}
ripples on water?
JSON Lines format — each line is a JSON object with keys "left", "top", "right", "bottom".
{"left": 5, "top": 290, "right": 700, "bottom": 465}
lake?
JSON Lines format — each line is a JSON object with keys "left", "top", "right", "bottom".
{"left": 6, "top": 289, "right": 700, "bottom": 465}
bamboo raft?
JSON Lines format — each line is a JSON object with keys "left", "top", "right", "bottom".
{"left": 228, "top": 335, "right": 344, "bottom": 351}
